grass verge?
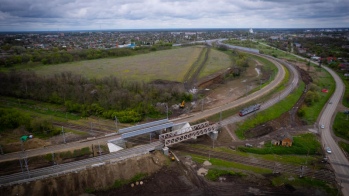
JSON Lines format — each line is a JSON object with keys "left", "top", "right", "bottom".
{"left": 338, "top": 141, "right": 349, "bottom": 155}
{"left": 190, "top": 154, "right": 272, "bottom": 174}
{"left": 235, "top": 81, "right": 305, "bottom": 139}
{"left": 333, "top": 112, "right": 349, "bottom": 140}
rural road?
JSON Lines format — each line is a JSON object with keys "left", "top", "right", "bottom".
{"left": 254, "top": 41, "right": 349, "bottom": 196}
{"left": 319, "top": 66, "right": 349, "bottom": 196}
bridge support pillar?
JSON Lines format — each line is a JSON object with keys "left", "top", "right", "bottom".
{"left": 208, "top": 130, "right": 218, "bottom": 140}
{"left": 162, "top": 147, "right": 169, "bottom": 156}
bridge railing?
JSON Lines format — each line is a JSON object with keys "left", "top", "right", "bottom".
{"left": 159, "top": 121, "right": 209, "bottom": 140}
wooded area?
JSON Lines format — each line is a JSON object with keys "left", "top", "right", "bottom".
{"left": 0, "top": 70, "right": 188, "bottom": 123}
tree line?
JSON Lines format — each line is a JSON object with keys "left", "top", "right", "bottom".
{"left": 0, "top": 70, "right": 189, "bottom": 123}
{"left": 0, "top": 44, "right": 172, "bottom": 68}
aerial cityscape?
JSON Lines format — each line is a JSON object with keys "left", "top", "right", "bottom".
{"left": 0, "top": 0, "right": 349, "bottom": 196}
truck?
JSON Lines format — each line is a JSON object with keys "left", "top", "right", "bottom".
{"left": 239, "top": 104, "right": 261, "bottom": 116}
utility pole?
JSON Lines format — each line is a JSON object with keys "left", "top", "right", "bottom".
{"left": 201, "top": 99, "right": 204, "bottom": 112}
{"left": 98, "top": 141, "right": 102, "bottom": 156}
{"left": 115, "top": 116, "right": 118, "bottom": 131}
{"left": 166, "top": 103, "right": 168, "bottom": 119}
{"left": 61, "top": 126, "right": 66, "bottom": 144}
{"left": 0, "top": 145, "right": 3, "bottom": 155}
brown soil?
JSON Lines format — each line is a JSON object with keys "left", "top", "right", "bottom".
{"left": 94, "top": 153, "right": 327, "bottom": 196}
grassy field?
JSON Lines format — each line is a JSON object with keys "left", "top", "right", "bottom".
{"left": 199, "top": 48, "right": 232, "bottom": 77}
{"left": 238, "top": 133, "right": 322, "bottom": 155}
{"left": 31, "top": 46, "right": 232, "bottom": 82}
{"left": 190, "top": 154, "right": 272, "bottom": 174}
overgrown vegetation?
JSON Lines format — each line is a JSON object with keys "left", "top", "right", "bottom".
{"left": 338, "top": 141, "right": 349, "bottom": 155}
{"left": 235, "top": 81, "right": 305, "bottom": 139}
{"left": 0, "top": 70, "right": 189, "bottom": 122}
{"left": 238, "top": 133, "right": 321, "bottom": 155}
{"left": 0, "top": 107, "right": 60, "bottom": 137}
{"left": 112, "top": 173, "right": 148, "bottom": 189}
{"left": 333, "top": 112, "right": 349, "bottom": 140}
{"left": 271, "top": 175, "right": 337, "bottom": 196}
{"left": 299, "top": 67, "right": 335, "bottom": 124}
{"left": 59, "top": 147, "right": 91, "bottom": 159}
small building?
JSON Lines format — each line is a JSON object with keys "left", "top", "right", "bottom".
{"left": 271, "top": 132, "right": 293, "bottom": 147}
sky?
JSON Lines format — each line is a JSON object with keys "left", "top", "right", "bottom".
{"left": 0, "top": 0, "right": 348, "bottom": 31}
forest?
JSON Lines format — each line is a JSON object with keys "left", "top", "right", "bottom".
{"left": 0, "top": 70, "right": 190, "bottom": 123}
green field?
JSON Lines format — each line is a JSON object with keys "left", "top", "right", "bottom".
{"left": 31, "top": 46, "right": 232, "bottom": 82}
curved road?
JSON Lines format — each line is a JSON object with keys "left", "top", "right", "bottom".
{"left": 320, "top": 66, "right": 349, "bottom": 196}
{"left": 0, "top": 43, "right": 301, "bottom": 187}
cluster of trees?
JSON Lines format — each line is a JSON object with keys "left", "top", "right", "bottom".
{"left": 297, "top": 84, "right": 321, "bottom": 117}
{"left": 296, "top": 37, "right": 349, "bottom": 58}
{"left": 0, "top": 71, "right": 189, "bottom": 123}
{"left": 0, "top": 44, "right": 173, "bottom": 68}
{"left": 0, "top": 108, "right": 59, "bottom": 136}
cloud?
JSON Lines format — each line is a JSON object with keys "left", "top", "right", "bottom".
{"left": 0, "top": 0, "right": 348, "bottom": 31}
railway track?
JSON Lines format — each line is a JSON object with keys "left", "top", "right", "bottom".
{"left": 172, "top": 144, "right": 336, "bottom": 184}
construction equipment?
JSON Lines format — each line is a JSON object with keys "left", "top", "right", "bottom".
{"left": 180, "top": 100, "right": 185, "bottom": 108}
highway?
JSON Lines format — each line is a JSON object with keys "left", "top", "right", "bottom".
{"left": 319, "top": 66, "right": 349, "bottom": 196}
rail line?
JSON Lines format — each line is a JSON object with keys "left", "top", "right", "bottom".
{"left": 173, "top": 144, "right": 336, "bottom": 184}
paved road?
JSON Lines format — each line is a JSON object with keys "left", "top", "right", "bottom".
{"left": 319, "top": 67, "right": 349, "bottom": 196}
{"left": 0, "top": 43, "right": 300, "bottom": 186}
{"left": 0, "top": 43, "right": 292, "bottom": 163}
{"left": 173, "top": 44, "right": 297, "bottom": 124}
{"left": 257, "top": 41, "right": 349, "bottom": 195}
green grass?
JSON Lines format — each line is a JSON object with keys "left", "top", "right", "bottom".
{"left": 188, "top": 144, "right": 318, "bottom": 166}
{"left": 199, "top": 48, "right": 232, "bottom": 78}
{"left": 238, "top": 133, "right": 322, "bottom": 155}
{"left": 28, "top": 46, "right": 231, "bottom": 83}
{"left": 112, "top": 173, "right": 147, "bottom": 189}
{"left": 271, "top": 175, "right": 337, "bottom": 195}
{"left": 190, "top": 154, "right": 272, "bottom": 174}
{"left": 337, "top": 72, "right": 349, "bottom": 108}
{"left": 235, "top": 81, "right": 305, "bottom": 139}
{"left": 224, "top": 39, "right": 302, "bottom": 62}
{"left": 333, "top": 112, "right": 349, "bottom": 140}
{"left": 302, "top": 69, "right": 335, "bottom": 124}
{"left": 338, "top": 141, "right": 349, "bottom": 155}
{"left": 0, "top": 96, "right": 80, "bottom": 120}
{"left": 206, "top": 168, "right": 244, "bottom": 181}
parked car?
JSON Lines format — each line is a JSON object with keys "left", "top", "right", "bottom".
{"left": 320, "top": 124, "right": 325, "bottom": 129}
{"left": 325, "top": 147, "right": 332, "bottom": 154}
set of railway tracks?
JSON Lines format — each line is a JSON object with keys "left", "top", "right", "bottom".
{"left": 172, "top": 143, "right": 336, "bottom": 184}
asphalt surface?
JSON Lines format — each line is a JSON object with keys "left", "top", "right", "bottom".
{"left": 0, "top": 43, "right": 301, "bottom": 186}
{"left": 319, "top": 66, "right": 349, "bottom": 196}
